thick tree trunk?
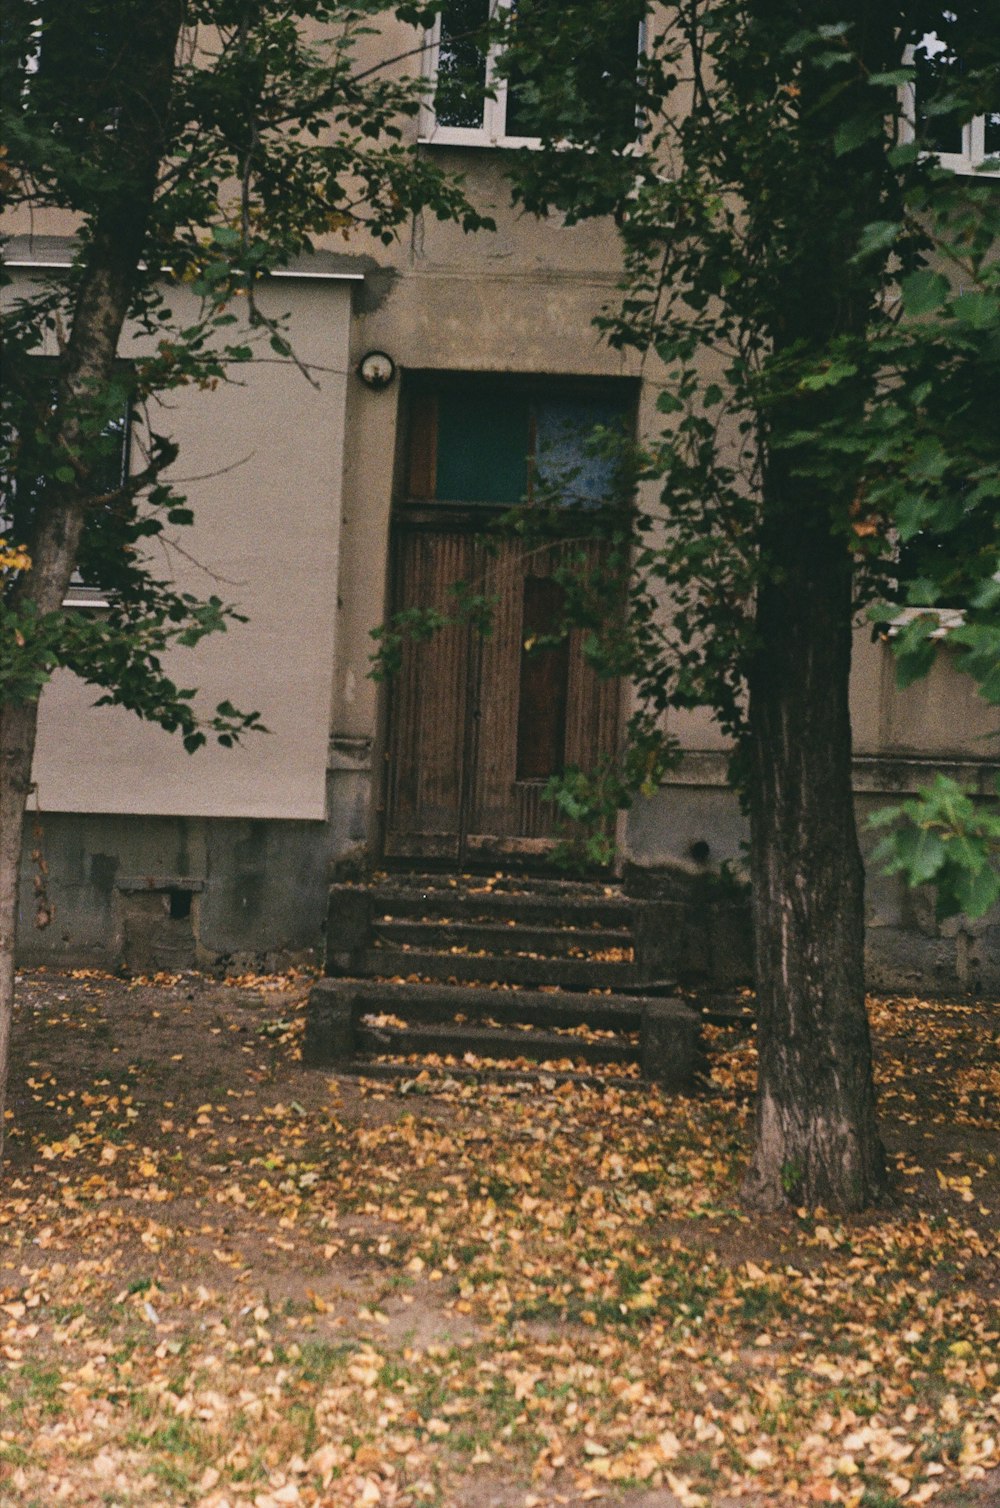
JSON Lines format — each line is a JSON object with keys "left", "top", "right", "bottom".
{"left": 0, "top": 0, "right": 184, "bottom": 1167}
{"left": 0, "top": 705, "right": 39, "bottom": 1162}
{"left": 732, "top": 0, "right": 900, "bottom": 1214}
{"left": 743, "top": 509, "right": 886, "bottom": 1211}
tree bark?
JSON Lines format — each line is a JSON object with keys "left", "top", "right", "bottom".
{"left": 0, "top": 705, "right": 39, "bottom": 1162}
{"left": 0, "top": 0, "right": 184, "bottom": 1166}
{"left": 743, "top": 505, "right": 887, "bottom": 1211}
{"left": 734, "top": 0, "right": 900, "bottom": 1213}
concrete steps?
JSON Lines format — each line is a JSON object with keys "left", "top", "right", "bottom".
{"left": 356, "top": 946, "right": 640, "bottom": 991}
{"left": 370, "top": 917, "right": 633, "bottom": 956}
{"left": 305, "top": 874, "right": 711, "bottom": 1088}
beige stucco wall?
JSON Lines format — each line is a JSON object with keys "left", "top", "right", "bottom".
{"left": 23, "top": 274, "right": 355, "bottom": 819}
{"left": 7, "top": 8, "right": 997, "bottom": 837}
{"left": 331, "top": 147, "right": 644, "bottom": 746}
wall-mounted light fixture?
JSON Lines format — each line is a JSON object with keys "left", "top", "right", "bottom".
{"left": 357, "top": 350, "right": 396, "bottom": 390}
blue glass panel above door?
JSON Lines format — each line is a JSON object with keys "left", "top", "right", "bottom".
{"left": 534, "top": 396, "right": 629, "bottom": 506}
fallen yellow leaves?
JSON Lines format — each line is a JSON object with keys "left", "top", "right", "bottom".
{"left": 1, "top": 975, "right": 998, "bottom": 1508}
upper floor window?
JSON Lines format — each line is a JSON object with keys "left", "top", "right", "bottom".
{"left": 419, "top": 0, "right": 643, "bottom": 149}
{"left": 905, "top": 23, "right": 1000, "bottom": 178}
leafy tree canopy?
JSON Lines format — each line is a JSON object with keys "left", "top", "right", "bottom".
{"left": 1, "top": 0, "right": 490, "bottom": 744}
{"left": 494, "top": 0, "right": 1000, "bottom": 916}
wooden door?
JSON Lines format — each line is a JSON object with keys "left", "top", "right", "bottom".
{"left": 382, "top": 516, "right": 477, "bottom": 860}
{"left": 382, "top": 518, "right": 620, "bottom": 863}
{"left": 381, "top": 376, "right": 630, "bottom": 864}
{"left": 463, "top": 536, "right": 620, "bottom": 858}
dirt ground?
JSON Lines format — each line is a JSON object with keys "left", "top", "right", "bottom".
{"left": 0, "top": 968, "right": 997, "bottom": 1508}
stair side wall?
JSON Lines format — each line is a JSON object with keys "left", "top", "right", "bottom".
{"left": 625, "top": 773, "right": 1000, "bottom": 996}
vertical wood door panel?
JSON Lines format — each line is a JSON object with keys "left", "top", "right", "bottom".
{"left": 382, "top": 525, "right": 478, "bottom": 859}
{"left": 382, "top": 522, "right": 621, "bottom": 863}
{"left": 466, "top": 537, "right": 619, "bottom": 850}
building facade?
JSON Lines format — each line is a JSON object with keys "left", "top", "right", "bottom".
{"left": 7, "top": 9, "right": 1000, "bottom": 990}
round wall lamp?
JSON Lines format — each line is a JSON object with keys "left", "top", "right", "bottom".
{"left": 358, "top": 350, "right": 396, "bottom": 390}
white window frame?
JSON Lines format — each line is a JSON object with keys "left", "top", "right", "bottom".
{"left": 901, "top": 44, "right": 1000, "bottom": 179}
{"left": 419, "top": 1, "right": 646, "bottom": 150}
{"left": 419, "top": 0, "right": 541, "bottom": 148}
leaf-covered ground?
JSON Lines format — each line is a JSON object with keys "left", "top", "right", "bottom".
{"left": 1, "top": 970, "right": 997, "bottom": 1508}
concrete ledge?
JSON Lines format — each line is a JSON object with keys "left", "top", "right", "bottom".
{"left": 324, "top": 885, "right": 375, "bottom": 973}
{"left": 632, "top": 895, "right": 753, "bottom": 989}
{"left": 304, "top": 979, "right": 357, "bottom": 1066}
{"left": 661, "top": 748, "right": 1000, "bottom": 796}
{"left": 640, "top": 999, "right": 702, "bottom": 1091}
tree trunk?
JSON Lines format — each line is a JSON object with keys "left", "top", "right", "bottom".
{"left": 743, "top": 506, "right": 886, "bottom": 1211}
{"left": 732, "top": 0, "right": 901, "bottom": 1213}
{"left": 0, "top": 0, "right": 184, "bottom": 1167}
{"left": 0, "top": 705, "right": 40, "bottom": 1163}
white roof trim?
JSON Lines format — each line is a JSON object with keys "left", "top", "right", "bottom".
{"left": 4, "top": 257, "right": 364, "bottom": 282}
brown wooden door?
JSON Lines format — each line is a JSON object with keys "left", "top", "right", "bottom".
{"left": 382, "top": 517, "right": 477, "bottom": 860}
{"left": 382, "top": 512, "right": 620, "bottom": 863}
{"left": 463, "top": 535, "right": 620, "bottom": 859}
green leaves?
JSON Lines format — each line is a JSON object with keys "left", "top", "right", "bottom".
{"left": 833, "top": 114, "right": 883, "bottom": 157}
{"left": 2, "top": 0, "right": 497, "bottom": 760}
{"left": 888, "top": 824, "right": 948, "bottom": 886}
{"left": 797, "top": 361, "right": 858, "bottom": 392}
{"left": 899, "top": 270, "right": 950, "bottom": 317}
{"left": 853, "top": 220, "right": 900, "bottom": 260}
{"left": 870, "top": 775, "right": 1000, "bottom": 921}
{"left": 498, "top": 0, "right": 1000, "bottom": 928}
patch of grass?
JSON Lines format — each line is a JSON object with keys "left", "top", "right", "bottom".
{"left": 480, "top": 1174, "right": 515, "bottom": 1204}
{"left": 479, "top": 1374, "right": 522, "bottom": 1432}
{"left": 860, "top": 1486, "right": 903, "bottom": 1508}
{"left": 20, "top": 1362, "right": 64, "bottom": 1415}
{"left": 922, "top": 1426, "right": 964, "bottom": 1463}
{"left": 739, "top": 1284, "right": 791, "bottom": 1326}
{"left": 295, "top": 1339, "right": 350, "bottom": 1383}
{"left": 49, "top": 1301, "right": 86, "bottom": 1323}
{"left": 230, "top": 1447, "right": 269, "bottom": 1484}
{"left": 150, "top": 1457, "right": 196, "bottom": 1490}
{"left": 125, "top": 1417, "right": 204, "bottom": 1457}
{"left": 286, "top": 1399, "right": 318, "bottom": 1459}
{"left": 614, "top": 1259, "right": 651, "bottom": 1298}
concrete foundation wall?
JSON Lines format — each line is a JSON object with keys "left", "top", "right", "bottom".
{"left": 16, "top": 749, "right": 998, "bottom": 997}
{"left": 623, "top": 762, "right": 1000, "bottom": 997}
{"left": 15, "top": 808, "right": 334, "bottom": 973}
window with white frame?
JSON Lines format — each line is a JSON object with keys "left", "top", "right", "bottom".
{"left": 419, "top": 0, "right": 643, "bottom": 149}
{"left": 904, "top": 23, "right": 1000, "bottom": 178}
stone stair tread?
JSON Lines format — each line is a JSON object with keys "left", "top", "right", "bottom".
{"left": 355, "top": 1018, "right": 635, "bottom": 1065}
{"left": 366, "top": 872, "right": 625, "bottom": 898}
{"left": 370, "top": 918, "right": 633, "bottom": 957}
{"left": 357, "top": 887, "right": 634, "bottom": 927}
{"left": 312, "top": 977, "right": 649, "bottom": 1028}
{"left": 347, "top": 1061, "right": 647, "bottom": 1090}
{"left": 357, "top": 947, "right": 638, "bottom": 990}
